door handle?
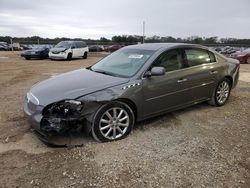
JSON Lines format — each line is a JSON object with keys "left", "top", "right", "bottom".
{"left": 177, "top": 78, "right": 188, "bottom": 83}
{"left": 210, "top": 70, "right": 218, "bottom": 75}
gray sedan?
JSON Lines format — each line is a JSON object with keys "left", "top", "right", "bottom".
{"left": 23, "top": 43, "right": 240, "bottom": 143}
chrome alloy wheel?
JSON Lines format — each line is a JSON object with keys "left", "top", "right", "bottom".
{"left": 216, "top": 81, "right": 230, "bottom": 104}
{"left": 99, "top": 107, "right": 130, "bottom": 140}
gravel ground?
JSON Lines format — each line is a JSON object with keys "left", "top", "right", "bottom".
{"left": 0, "top": 51, "right": 249, "bottom": 187}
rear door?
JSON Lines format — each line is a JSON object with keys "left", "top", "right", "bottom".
{"left": 71, "top": 42, "right": 78, "bottom": 58}
{"left": 181, "top": 48, "right": 218, "bottom": 101}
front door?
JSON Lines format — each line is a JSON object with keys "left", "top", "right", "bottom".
{"left": 142, "top": 49, "right": 193, "bottom": 117}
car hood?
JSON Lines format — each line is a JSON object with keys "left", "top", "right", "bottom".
{"left": 29, "top": 68, "right": 129, "bottom": 106}
{"left": 50, "top": 47, "right": 67, "bottom": 53}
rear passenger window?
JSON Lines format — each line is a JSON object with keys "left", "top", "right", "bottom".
{"left": 82, "top": 42, "right": 87, "bottom": 48}
{"left": 75, "top": 42, "right": 82, "bottom": 48}
{"left": 208, "top": 51, "right": 216, "bottom": 62}
{"left": 185, "top": 49, "right": 211, "bottom": 67}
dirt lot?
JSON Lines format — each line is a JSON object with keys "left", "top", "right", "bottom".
{"left": 0, "top": 51, "right": 250, "bottom": 187}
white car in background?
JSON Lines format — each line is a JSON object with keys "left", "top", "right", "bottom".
{"left": 49, "top": 41, "right": 88, "bottom": 60}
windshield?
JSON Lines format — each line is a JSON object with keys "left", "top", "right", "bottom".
{"left": 55, "top": 41, "right": 71, "bottom": 48}
{"left": 91, "top": 48, "right": 155, "bottom": 77}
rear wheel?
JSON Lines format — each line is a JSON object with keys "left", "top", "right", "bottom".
{"left": 83, "top": 52, "right": 87, "bottom": 59}
{"left": 247, "top": 57, "right": 250, "bottom": 64}
{"left": 92, "top": 101, "right": 135, "bottom": 142}
{"left": 67, "top": 53, "right": 72, "bottom": 61}
{"left": 209, "top": 78, "right": 231, "bottom": 106}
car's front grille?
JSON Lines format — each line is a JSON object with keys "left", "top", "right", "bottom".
{"left": 52, "top": 51, "right": 60, "bottom": 54}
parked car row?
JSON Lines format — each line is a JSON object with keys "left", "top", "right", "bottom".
{"left": 212, "top": 46, "right": 250, "bottom": 64}
{"left": 89, "top": 45, "right": 105, "bottom": 52}
{"left": 21, "top": 41, "right": 89, "bottom": 60}
{"left": 20, "top": 41, "right": 125, "bottom": 60}
{"left": 105, "top": 45, "right": 124, "bottom": 52}
{"left": 230, "top": 48, "right": 250, "bottom": 64}
{"left": 89, "top": 44, "right": 124, "bottom": 52}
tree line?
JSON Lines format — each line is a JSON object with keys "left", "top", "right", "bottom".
{"left": 0, "top": 35, "right": 250, "bottom": 46}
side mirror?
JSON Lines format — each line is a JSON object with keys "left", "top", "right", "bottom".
{"left": 145, "top": 66, "right": 165, "bottom": 77}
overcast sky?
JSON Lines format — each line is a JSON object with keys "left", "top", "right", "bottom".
{"left": 0, "top": 0, "right": 250, "bottom": 39}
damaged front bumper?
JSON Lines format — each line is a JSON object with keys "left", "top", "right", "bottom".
{"left": 23, "top": 96, "right": 95, "bottom": 147}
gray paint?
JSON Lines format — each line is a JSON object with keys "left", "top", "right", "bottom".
{"left": 24, "top": 43, "right": 240, "bottom": 133}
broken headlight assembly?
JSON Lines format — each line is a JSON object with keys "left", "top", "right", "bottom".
{"left": 41, "top": 100, "right": 85, "bottom": 134}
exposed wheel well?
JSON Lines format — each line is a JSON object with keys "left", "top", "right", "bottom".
{"left": 115, "top": 98, "right": 137, "bottom": 120}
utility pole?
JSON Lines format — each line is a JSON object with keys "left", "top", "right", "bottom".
{"left": 142, "top": 21, "right": 145, "bottom": 44}
{"left": 10, "top": 38, "right": 13, "bottom": 51}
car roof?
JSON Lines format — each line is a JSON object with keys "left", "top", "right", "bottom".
{"left": 126, "top": 43, "right": 206, "bottom": 51}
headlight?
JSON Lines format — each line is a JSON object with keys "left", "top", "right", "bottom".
{"left": 65, "top": 100, "right": 82, "bottom": 105}
{"left": 42, "top": 100, "right": 84, "bottom": 117}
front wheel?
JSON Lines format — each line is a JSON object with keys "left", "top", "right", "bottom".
{"left": 92, "top": 101, "right": 135, "bottom": 142}
{"left": 67, "top": 53, "right": 72, "bottom": 61}
{"left": 209, "top": 78, "right": 231, "bottom": 106}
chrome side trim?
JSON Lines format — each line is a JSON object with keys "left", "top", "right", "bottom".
{"left": 146, "top": 81, "right": 214, "bottom": 101}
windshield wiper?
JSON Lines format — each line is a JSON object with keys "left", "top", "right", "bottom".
{"left": 89, "top": 68, "right": 111, "bottom": 75}
{"left": 89, "top": 68, "right": 123, "bottom": 77}
{"left": 93, "top": 69, "right": 111, "bottom": 75}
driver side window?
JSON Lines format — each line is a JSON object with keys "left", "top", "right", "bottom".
{"left": 154, "top": 50, "right": 183, "bottom": 72}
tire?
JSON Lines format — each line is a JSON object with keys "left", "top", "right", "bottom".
{"left": 208, "top": 78, "right": 231, "bottom": 106}
{"left": 247, "top": 57, "right": 250, "bottom": 64}
{"left": 25, "top": 57, "right": 31, "bottom": 60}
{"left": 92, "top": 101, "right": 135, "bottom": 142}
{"left": 83, "top": 52, "right": 87, "bottom": 59}
{"left": 67, "top": 53, "right": 72, "bottom": 61}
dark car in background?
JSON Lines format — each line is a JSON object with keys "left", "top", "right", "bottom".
{"left": 0, "top": 42, "right": 11, "bottom": 51}
{"left": 21, "top": 45, "right": 51, "bottom": 60}
{"left": 220, "top": 46, "right": 237, "bottom": 56}
{"left": 230, "top": 48, "right": 250, "bottom": 64}
{"left": 105, "top": 45, "right": 124, "bottom": 52}
{"left": 23, "top": 43, "right": 240, "bottom": 144}
{"left": 89, "top": 45, "right": 104, "bottom": 52}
